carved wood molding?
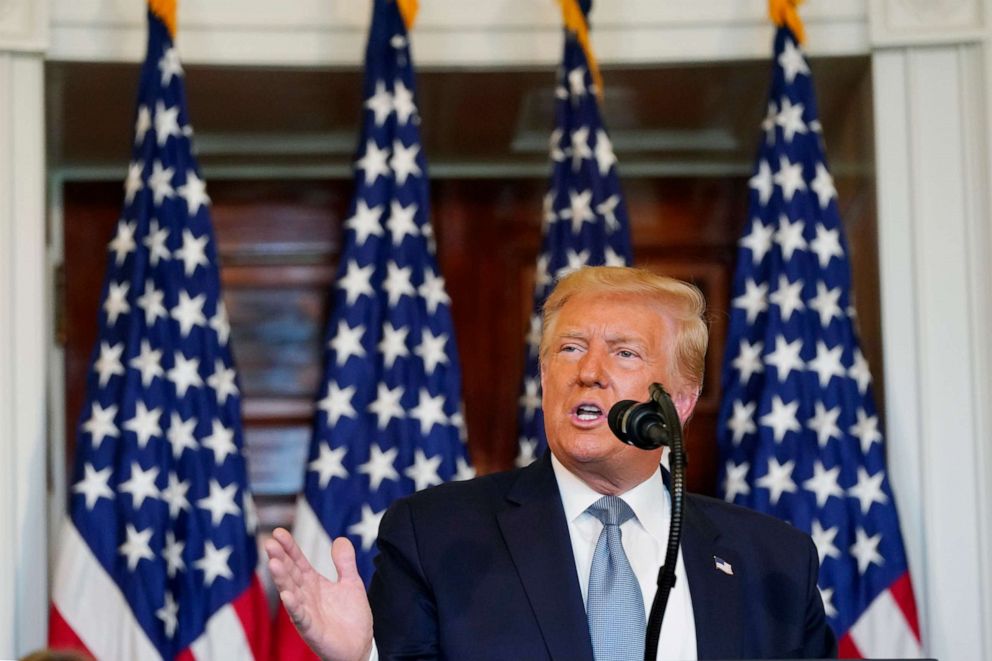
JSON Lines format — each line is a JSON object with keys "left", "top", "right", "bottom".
{"left": 869, "top": 0, "right": 985, "bottom": 47}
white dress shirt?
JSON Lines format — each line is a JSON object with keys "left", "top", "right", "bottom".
{"left": 552, "top": 453, "right": 698, "bottom": 661}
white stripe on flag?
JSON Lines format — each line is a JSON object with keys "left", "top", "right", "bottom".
{"left": 848, "top": 587, "right": 923, "bottom": 658}
{"left": 293, "top": 496, "right": 337, "bottom": 580}
{"left": 51, "top": 520, "right": 161, "bottom": 661}
{"left": 189, "top": 601, "right": 253, "bottom": 660}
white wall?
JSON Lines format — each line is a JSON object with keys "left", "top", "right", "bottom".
{"left": 0, "top": 1, "right": 48, "bottom": 656}
{"left": 48, "top": 0, "right": 869, "bottom": 66}
{"left": 0, "top": 0, "right": 986, "bottom": 657}
{"left": 870, "top": 0, "right": 992, "bottom": 657}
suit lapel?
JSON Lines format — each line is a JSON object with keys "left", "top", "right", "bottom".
{"left": 497, "top": 454, "right": 594, "bottom": 661}
{"left": 681, "top": 496, "right": 745, "bottom": 660}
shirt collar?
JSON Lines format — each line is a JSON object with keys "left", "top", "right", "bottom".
{"left": 550, "top": 452, "right": 671, "bottom": 543}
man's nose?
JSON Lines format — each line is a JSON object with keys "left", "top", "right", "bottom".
{"left": 577, "top": 348, "right": 608, "bottom": 387}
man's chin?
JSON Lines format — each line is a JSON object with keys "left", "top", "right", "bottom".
{"left": 551, "top": 433, "right": 623, "bottom": 464}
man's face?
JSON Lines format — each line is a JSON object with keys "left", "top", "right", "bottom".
{"left": 540, "top": 291, "right": 693, "bottom": 485}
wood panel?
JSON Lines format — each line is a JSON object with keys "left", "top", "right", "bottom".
{"left": 62, "top": 171, "right": 879, "bottom": 527}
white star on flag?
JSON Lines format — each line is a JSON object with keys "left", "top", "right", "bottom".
{"left": 161, "top": 472, "right": 191, "bottom": 519}
{"left": 358, "top": 444, "right": 400, "bottom": 491}
{"left": 93, "top": 342, "right": 125, "bottom": 387}
{"left": 122, "top": 400, "right": 163, "bottom": 449}
{"left": 118, "top": 462, "right": 161, "bottom": 509}
{"left": 368, "top": 383, "right": 405, "bottom": 430}
{"left": 119, "top": 523, "right": 155, "bottom": 571}
{"left": 82, "top": 402, "right": 120, "bottom": 449}
{"left": 196, "top": 479, "right": 242, "bottom": 527}
{"left": 723, "top": 461, "right": 751, "bottom": 501}
{"left": 404, "top": 449, "right": 443, "bottom": 491}
{"left": 109, "top": 220, "right": 137, "bottom": 265}
{"left": 759, "top": 395, "right": 801, "bottom": 443}
{"left": 355, "top": 140, "right": 391, "bottom": 184}
{"left": 194, "top": 540, "right": 234, "bottom": 586}
{"left": 739, "top": 218, "right": 774, "bottom": 264}
{"left": 166, "top": 412, "right": 198, "bottom": 459}
{"left": 73, "top": 464, "right": 115, "bottom": 510}
{"left": 345, "top": 201, "right": 386, "bottom": 246}
{"left": 309, "top": 444, "right": 349, "bottom": 488}
{"left": 803, "top": 461, "right": 844, "bottom": 507}
{"left": 756, "top": 457, "right": 797, "bottom": 505}
{"left": 318, "top": 383, "right": 357, "bottom": 426}
{"left": 348, "top": 505, "right": 385, "bottom": 552}
{"left": 170, "top": 290, "right": 207, "bottom": 337}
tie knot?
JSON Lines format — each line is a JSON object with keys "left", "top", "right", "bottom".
{"left": 586, "top": 495, "right": 636, "bottom": 527}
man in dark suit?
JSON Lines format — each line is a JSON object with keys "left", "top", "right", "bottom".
{"left": 267, "top": 266, "right": 837, "bottom": 660}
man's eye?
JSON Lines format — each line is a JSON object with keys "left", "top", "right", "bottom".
{"left": 617, "top": 350, "right": 636, "bottom": 358}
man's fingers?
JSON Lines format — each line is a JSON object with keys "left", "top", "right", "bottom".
{"left": 276, "top": 527, "right": 312, "bottom": 569}
{"left": 270, "top": 527, "right": 317, "bottom": 584}
{"left": 264, "top": 536, "right": 287, "bottom": 565}
{"left": 331, "top": 536, "right": 361, "bottom": 581}
{"left": 268, "top": 556, "right": 297, "bottom": 594}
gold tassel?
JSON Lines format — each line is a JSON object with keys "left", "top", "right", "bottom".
{"left": 557, "top": 0, "right": 604, "bottom": 102}
{"left": 397, "top": 0, "right": 419, "bottom": 31}
{"left": 768, "top": 0, "right": 806, "bottom": 45}
{"left": 148, "top": 0, "right": 177, "bottom": 39}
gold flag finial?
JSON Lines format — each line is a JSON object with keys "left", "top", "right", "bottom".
{"left": 397, "top": 0, "right": 419, "bottom": 30}
{"left": 768, "top": 0, "right": 806, "bottom": 45}
{"left": 557, "top": 0, "right": 604, "bottom": 102}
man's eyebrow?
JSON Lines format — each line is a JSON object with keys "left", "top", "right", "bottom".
{"left": 554, "top": 329, "right": 648, "bottom": 346}
{"left": 604, "top": 333, "right": 648, "bottom": 346}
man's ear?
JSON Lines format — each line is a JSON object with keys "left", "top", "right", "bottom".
{"left": 673, "top": 389, "right": 700, "bottom": 426}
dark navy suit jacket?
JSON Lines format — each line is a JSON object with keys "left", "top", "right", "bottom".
{"left": 368, "top": 453, "right": 837, "bottom": 660}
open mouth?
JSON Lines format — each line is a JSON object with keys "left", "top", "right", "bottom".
{"left": 573, "top": 403, "right": 604, "bottom": 421}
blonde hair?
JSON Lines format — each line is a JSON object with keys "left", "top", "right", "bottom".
{"left": 540, "top": 266, "right": 709, "bottom": 394}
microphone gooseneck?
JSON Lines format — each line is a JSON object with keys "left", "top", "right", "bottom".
{"left": 605, "top": 384, "right": 687, "bottom": 661}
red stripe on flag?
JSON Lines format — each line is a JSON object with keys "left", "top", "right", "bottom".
{"left": 232, "top": 573, "right": 272, "bottom": 660}
{"left": 838, "top": 632, "right": 863, "bottom": 659}
{"left": 272, "top": 603, "right": 319, "bottom": 661}
{"left": 48, "top": 604, "right": 95, "bottom": 659}
{"left": 889, "top": 572, "right": 921, "bottom": 641}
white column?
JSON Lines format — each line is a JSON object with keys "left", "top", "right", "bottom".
{"left": 0, "top": 0, "right": 48, "bottom": 656}
{"left": 870, "top": 1, "right": 992, "bottom": 659}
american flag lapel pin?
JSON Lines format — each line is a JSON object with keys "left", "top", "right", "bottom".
{"left": 714, "top": 556, "right": 734, "bottom": 576}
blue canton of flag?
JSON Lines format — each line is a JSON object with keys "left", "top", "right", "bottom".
{"left": 296, "top": 0, "right": 471, "bottom": 586}
{"left": 716, "top": 27, "right": 921, "bottom": 657}
{"left": 50, "top": 6, "right": 269, "bottom": 661}
{"left": 515, "top": 2, "right": 633, "bottom": 466}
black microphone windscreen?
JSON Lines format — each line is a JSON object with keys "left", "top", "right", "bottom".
{"left": 608, "top": 400, "right": 637, "bottom": 442}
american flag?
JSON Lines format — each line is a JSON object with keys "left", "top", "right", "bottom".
{"left": 48, "top": 5, "right": 269, "bottom": 660}
{"left": 515, "top": 0, "right": 633, "bottom": 465}
{"left": 716, "top": 26, "right": 922, "bottom": 658}
{"left": 272, "top": 0, "right": 471, "bottom": 657}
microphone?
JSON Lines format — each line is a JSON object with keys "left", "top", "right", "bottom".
{"left": 608, "top": 398, "right": 672, "bottom": 450}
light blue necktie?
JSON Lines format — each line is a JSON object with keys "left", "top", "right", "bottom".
{"left": 586, "top": 495, "right": 646, "bottom": 661}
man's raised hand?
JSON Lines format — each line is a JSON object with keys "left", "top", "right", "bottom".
{"left": 265, "top": 528, "right": 373, "bottom": 661}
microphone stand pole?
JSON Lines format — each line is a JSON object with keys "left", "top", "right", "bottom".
{"left": 644, "top": 383, "right": 686, "bottom": 661}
